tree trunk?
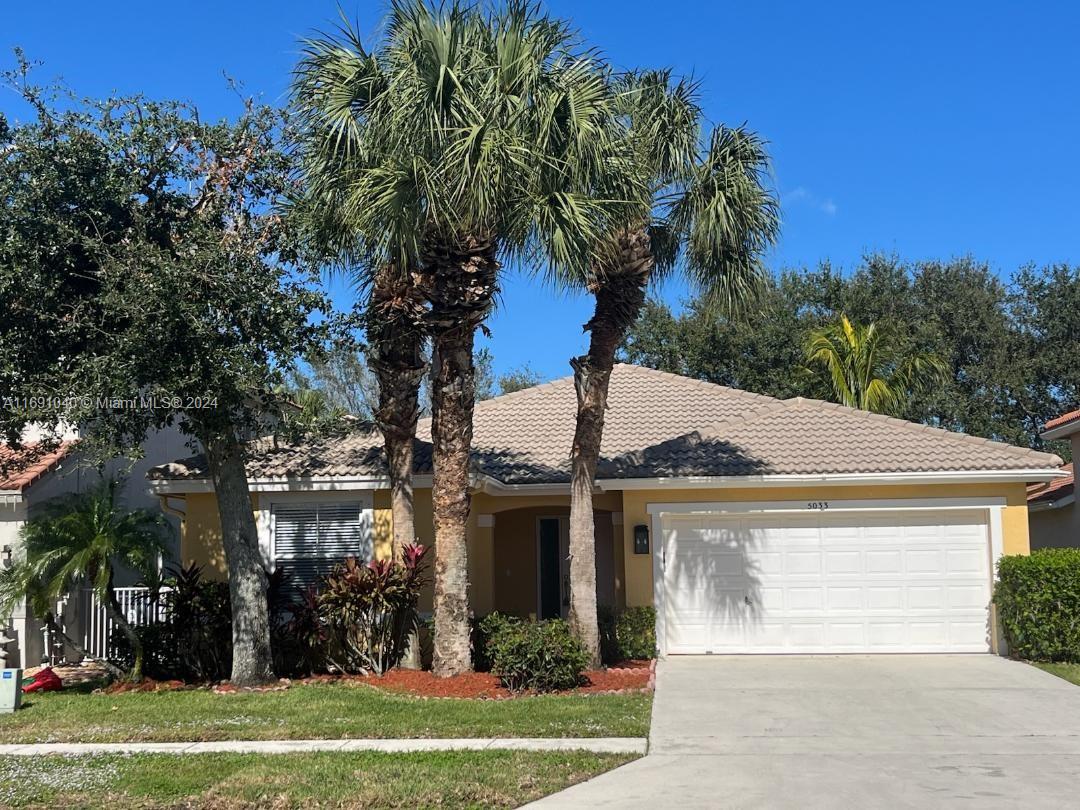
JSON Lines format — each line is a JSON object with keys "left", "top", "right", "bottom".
{"left": 44, "top": 615, "right": 126, "bottom": 680}
{"left": 204, "top": 433, "right": 275, "bottom": 686}
{"left": 568, "top": 228, "right": 653, "bottom": 667}
{"left": 98, "top": 570, "right": 144, "bottom": 686}
{"left": 422, "top": 235, "right": 499, "bottom": 677}
{"left": 369, "top": 265, "right": 426, "bottom": 553}
{"left": 369, "top": 264, "right": 427, "bottom": 668}
{"left": 101, "top": 587, "right": 144, "bottom": 682}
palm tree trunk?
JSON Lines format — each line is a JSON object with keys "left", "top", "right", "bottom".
{"left": 101, "top": 582, "right": 145, "bottom": 682}
{"left": 203, "top": 433, "right": 275, "bottom": 686}
{"left": 423, "top": 235, "right": 499, "bottom": 677}
{"left": 568, "top": 228, "right": 653, "bottom": 666}
{"left": 369, "top": 266, "right": 426, "bottom": 553}
{"left": 44, "top": 615, "right": 126, "bottom": 680}
{"left": 369, "top": 265, "right": 426, "bottom": 668}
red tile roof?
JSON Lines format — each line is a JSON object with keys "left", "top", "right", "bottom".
{"left": 0, "top": 442, "right": 75, "bottom": 491}
{"left": 1045, "top": 409, "right": 1080, "bottom": 432}
{"left": 1027, "top": 463, "right": 1075, "bottom": 505}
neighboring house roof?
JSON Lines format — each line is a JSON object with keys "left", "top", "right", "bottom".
{"left": 1028, "top": 463, "right": 1075, "bottom": 507}
{"left": 1045, "top": 409, "right": 1080, "bottom": 431}
{"left": 148, "top": 364, "right": 1063, "bottom": 487}
{"left": 1041, "top": 408, "right": 1080, "bottom": 441}
{"left": 0, "top": 442, "right": 75, "bottom": 492}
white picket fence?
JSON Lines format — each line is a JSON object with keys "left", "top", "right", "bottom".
{"left": 78, "top": 587, "right": 170, "bottom": 661}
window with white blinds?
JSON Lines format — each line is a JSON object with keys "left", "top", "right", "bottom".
{"left": 272, "top": 502, "right": 370, "bottom": 589}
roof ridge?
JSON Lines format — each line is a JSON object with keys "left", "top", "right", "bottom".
{"left": 781, "top": 396, "right": 1063, "bottom": 467}
{"left": 612, "top": 363, "right": 782, "bottom": 405}
{"left": 472, "top": 372, "right": 576, "bottom": 411}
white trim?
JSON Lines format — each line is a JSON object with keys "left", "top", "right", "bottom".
{"left": 149, "top": 474, "right": 434, "bottom": 495}
{"left": 649, "top": 496, "right": 1007, "bottom": 658}
{"left": 646, "top": 496, "right": 1007, "bottom": 516}
{"left": 606, "top": 469, "right": 1061, "bottom": 490}
{"left": 479, "top": 478, "right": 574, "bottom": 496}
{"left": 1041, "top": 420, "right": 1080, "bottom": 441}
{"left": 151, "top": 467, "right": 1062, "bottom": 496}
{"left": 650, "top": 511, "right": 666, "bottom": 657}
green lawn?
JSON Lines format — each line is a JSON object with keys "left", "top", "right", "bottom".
{"left": 1031, "top": 661, "right": 1080, "bottom": 687}
{"left": 0, "top": 749, "right": 635, "bottom": 809}
{"left": 0, "top": 682, "right": 652, "bottom": 744}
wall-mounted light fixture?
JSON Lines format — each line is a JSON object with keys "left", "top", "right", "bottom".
{"left": 633, "top": 524, "right": 650, "bottom": 555}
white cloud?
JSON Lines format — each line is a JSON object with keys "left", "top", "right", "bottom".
{"left": 782, "top": 186, "right": 837, "bottom": 217}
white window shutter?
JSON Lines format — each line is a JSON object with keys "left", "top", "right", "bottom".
{"left": 273, "top": 502, "right": 369, "bottom": 589}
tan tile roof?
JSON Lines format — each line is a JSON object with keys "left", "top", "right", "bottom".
{"left": 149, "top": 364, "right": 1062, "bottom": 485}
{"left": 1028, "top": 463, "right": 1074, "bottom": 505}
{"left": 0, "top": 442, "right": 75, "bottom": 491}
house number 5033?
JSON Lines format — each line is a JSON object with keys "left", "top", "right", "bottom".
{"left": 807, "top": 501, "right": 830, "bottom": 511}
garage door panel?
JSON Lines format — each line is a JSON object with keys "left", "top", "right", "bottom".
{"left": 947, "top": 548, "right": 985, "bottom": 573}
{"left": 825, "top": 550, "right": 862, "bottom": 574}
{"left": 662, "top": 509, "right": 991, "bottom": 654}
{"left": 866, "top": 586, "right": 904, "bottom": 610}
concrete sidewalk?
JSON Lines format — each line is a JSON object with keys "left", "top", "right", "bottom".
{"left": 0, "top": 737, "right": 647, "bottom": 757}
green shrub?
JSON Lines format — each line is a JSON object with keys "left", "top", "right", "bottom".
{"left": 488, "top": 618, "right": 588, "bottom": 692}
{"left": 472, "top": 612, "right": 522, "bottom": 672}
{"left": 614, "top": 607, "right": 657, "bottom": 660}
{"left": 995, "top": 549, "right": 1080, "bottom": 662}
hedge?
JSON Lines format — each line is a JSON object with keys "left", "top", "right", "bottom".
{"left": 995, "top": 549, "right": 1080, "bottom": 662}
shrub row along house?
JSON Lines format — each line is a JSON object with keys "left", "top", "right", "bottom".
{"left": 149, "top": 364, "right": 1063, "bottom": 656}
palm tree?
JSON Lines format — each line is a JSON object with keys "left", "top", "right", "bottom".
{"left": 563, "top": 72, "right": 780, "bottom": 665}
{"left": 293, "top": 2, "right": 631, "bottom": 675}
{"left": 0, "top": 481, "right": 168, "bottom": 681}
{"left": 804, "top": 314, "right": 948, "bottom": 415}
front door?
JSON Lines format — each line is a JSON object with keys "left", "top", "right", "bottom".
{"left": 538, "top": 517, "right": 569, "bottom": 619}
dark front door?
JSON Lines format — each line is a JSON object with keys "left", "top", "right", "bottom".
{"left": 538, "top": 517, "right": 562, "bottom": 620}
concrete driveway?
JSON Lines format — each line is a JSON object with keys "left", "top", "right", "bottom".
{"left": 529, "top": 656, "right": 1080, "bottom": 808}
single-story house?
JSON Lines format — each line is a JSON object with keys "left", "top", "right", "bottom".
{"left": 148, "top": 364, "right": 1064, "bottom": 656}
{"left": 1028, "top": 409, "right": 1078, "bottom": 549}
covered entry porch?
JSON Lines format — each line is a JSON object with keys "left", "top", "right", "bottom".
{"left": 480, "top": 496, "right": 626, "bottom": 620}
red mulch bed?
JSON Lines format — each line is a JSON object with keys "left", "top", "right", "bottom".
{"left": 100, "top": 677, "right": 189, "bottom": 694}
{"left": 93, "top": 660, "right": 655, "bottom": 699}
{"left": 344, "top": 659, "right": 654, "bottom": 699}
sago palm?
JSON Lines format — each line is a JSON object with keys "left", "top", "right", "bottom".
{"left": 292, "top": 1, "right": 636, "bottom": 675}
{"left": 804, "top": 314, "right": 948, "bottom": 415}
{"left": 0, "top": 481, "right": 168, "bottom": 681}
{"left": 562, "top": 71, "right": 780, "bottom": 665}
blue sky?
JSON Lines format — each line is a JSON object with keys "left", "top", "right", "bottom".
{"left": 5, "top": 1, "right": 1078, "bottom": 381}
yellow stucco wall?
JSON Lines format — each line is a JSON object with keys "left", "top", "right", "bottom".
{"left": 619, "top": 482, "right": 1032, "bottom": 607}
{"left": 179, "top": 492, "right": 229, "bottom": 579}
{"left": 177, "top": 482, "right": 1029, "bottom": 630}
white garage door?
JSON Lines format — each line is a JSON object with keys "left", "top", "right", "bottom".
{"left": 660, "top": 509, "right": 992, "bottom": 654}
